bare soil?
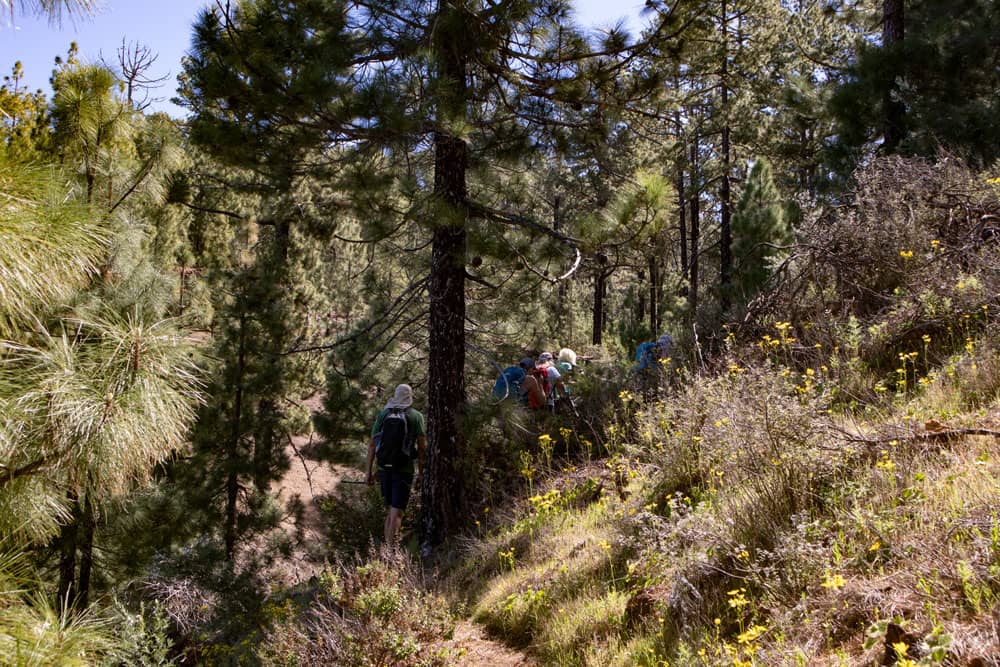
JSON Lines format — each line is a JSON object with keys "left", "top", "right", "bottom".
{"left": 436, "top": 621, "right": 538, "bottom": 667}
{"left": 268, "top": 394, "right": 354, "bottom": 584}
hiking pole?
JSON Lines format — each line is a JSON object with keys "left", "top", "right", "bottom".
{"left": 568, "top": 396, "right": 580, "bottom": 418}
{"left": 558, "top": 394, "right": 579, "bottom": 418}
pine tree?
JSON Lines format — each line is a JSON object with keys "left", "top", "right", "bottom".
{"left": 0, "top": 0, "right": 202, "bottom": 653}
{"left": 730, "top": 157, "right": 790, "bottom": 308}
{"left": 0, "top": 154, "right": 201, "bottom": 607}
{"left": 830, "top": 0, "right": 1000, "bottom": 170}
{"left": 0, "top": 61, "right": 51, "bottom": 159}
{"left": 180, "top": 0, "right": 667, "bottom": 545}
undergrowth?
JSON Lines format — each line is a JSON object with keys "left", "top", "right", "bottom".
{"left": 451, "top": 157, "right": 1000, "bottom": 664}
{"left": 177, "top": 157, "right": 1000, "bottom": 666}
{"left": 452, "top": 335, "right": 1000, "bottom": 665}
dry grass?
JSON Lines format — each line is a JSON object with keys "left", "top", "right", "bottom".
{"left": 449, "top": 334, "right": 1000, "bottom": 666}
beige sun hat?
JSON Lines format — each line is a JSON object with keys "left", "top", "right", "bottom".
{"left": 385, "top": 384, "right": 414, "bottom": 410}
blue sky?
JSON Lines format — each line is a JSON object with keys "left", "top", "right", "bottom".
{"left": 0, "top": 0, "right": 645, "bottom": 118}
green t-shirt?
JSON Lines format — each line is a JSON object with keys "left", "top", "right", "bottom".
{"left": 371, "top": 407, "right": 426, "bottom": 475}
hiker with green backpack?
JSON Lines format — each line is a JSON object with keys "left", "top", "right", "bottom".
{"left": 366, "top": 384, "right": 426, "bottom": 548}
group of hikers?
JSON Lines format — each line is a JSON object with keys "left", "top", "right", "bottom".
{"left": 366, "top": 335, "right": 675, "bottom": 547}
{"left": 491, "top": 348, "right": 579, "bottom": 412}
{"left": 364, "top": 348, "right": 579, "bottom": 546}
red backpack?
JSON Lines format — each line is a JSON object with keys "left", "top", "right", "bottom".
{"left": 526, "top": 365, "right": 551, "bottom": 409}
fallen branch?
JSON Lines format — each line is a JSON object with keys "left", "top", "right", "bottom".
{"left": 845, "top": 427, "right": 1000, "bottom": 446}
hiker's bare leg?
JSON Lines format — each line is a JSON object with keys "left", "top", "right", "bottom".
{"left": 385, "top": 507, "right": 404, "bottom": 547}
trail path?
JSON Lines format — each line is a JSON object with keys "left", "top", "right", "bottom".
{"left": 437, "top": 621, "right": 537, "bottom": 666}
{"left": 270, "top": 397, "right": 535, "bottom": 665}
{"left": 268, "top": 394, "right": 352, "bottom": 583}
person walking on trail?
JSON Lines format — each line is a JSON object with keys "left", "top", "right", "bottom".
{"left": 635, "top": 334, "right": 674, "bottom": 372}
{"left": 537, "top": 351, "right": 568, "bottom": 412}
{"left": 557, "top": 347, "right": 578, "bottom": 374}
{"left": 366, "top": 384, "right": 426, "bottom": 548}
{"left": 520, "top": 356, "right": 548, "bottom": 409}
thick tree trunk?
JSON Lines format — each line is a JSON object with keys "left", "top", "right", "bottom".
{"left": 423, "top": 215, "right": 467, "bottom": 545}
{"left": 422, "top": 2, "right": 468, "bottom": 546}
{"left": 881, "top": 0, "right": 905, "bottom": 152}
{"left": 423, "top": 131, "right": 468, "bottom": 546}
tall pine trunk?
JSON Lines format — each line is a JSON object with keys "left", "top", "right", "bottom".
{"left": 254, "top": 398, "right": 276, "bottom": 494}
{"left": 77, "top": 493, "right": 95, "bottom": 608}
{"left": 689, "top": 138, "right": 701, "bottom": 317}
{"left": 649, "top": 256, "right": 660, "bottom": 334}
{"left": 422, "top": 2, "right": 468, "bottom": 546}
{"left": 637, "top": 269, "right": 646, "bottom": 324}
{"left": 554, "top": 196, "right": 567, "bottom": 307}
{"left": 57, "top": 491, "right": 80, "bottom": 606}
{"left": 592, "top": 270, "right": 605, "bottom": 345}
{"left": 718, "top": 0, "right": 732, "bottom": 314}
{"left": 225, "top": 311, "right": 247, "bottom": 561}
{"left": 881, "top": 0, "right": 905, "bottom": 152}
{"left": 677, "top": 162, "right": 687, "bottom": 287}
{"left": 424, "top": 133, "right": 467, "bottom": 545}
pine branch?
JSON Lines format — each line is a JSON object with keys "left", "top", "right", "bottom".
{"left": 0, "top": 456, "right": 57, "bottom": 487}
{"left": 469, "top": 201, "right": 581, "bottom": 245}
{"left": 282, "top": 276, "right": 429, "bottom": 355}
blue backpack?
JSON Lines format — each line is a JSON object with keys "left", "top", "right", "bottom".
{"left": 635, "top": 342, "right": 659, "bottom": 370}
{"left": 492, "top": 366, "right": 526, "bottom": 400}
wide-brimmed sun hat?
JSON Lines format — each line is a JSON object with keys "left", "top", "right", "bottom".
{"left": 385, "top": 383, "right": 414, "bottom": 409}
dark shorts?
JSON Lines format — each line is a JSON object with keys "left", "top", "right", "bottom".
{"left": 378, "top": 468, "right": 414, "bottom": 510}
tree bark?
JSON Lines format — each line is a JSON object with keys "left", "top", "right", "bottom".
{"left": 881, "top": 0, "right": 905, "bottom": 153}
{"left": 225, "top": 311, "right": 247, "bottom": 561}
{"left": 56, "top": 491, "right": 80, "bottom": 607}
{"left": 649, "top": 256, "right": 660, "bottom": 333}
{"left": 688, "top": 137, "right": 701, "bottom": 317}
{"left": 718, "top": 0, "right": 732, "bottom": 314}
{"left": 254, "top": 398, "right": 276, "bottom": 494}
{"left": 677, "top": 160, "right": 687, "bottom": 286}
{"left": 592, "top": 270, "right": 605, "bottom": 345}
{"left": 554, "top": 195, "right": 567, "bottom": 307}
{"left": 421, "top": 1, "right": 469, "bottom": 546}
{"left": 637, "top": 269, "right": 646, "bottom": 324}
{"left": 77, "top": 493, "right": 95, "bottom": 608}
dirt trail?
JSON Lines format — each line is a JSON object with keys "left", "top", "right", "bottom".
{"left": 271, "top": 397, "right": 534, "bottom": 665}
{"left": 268, "top": 394, "right": 354, "bottom": 583}
{"left": 437, "top": 621, "right": 537, "bottom": 666}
